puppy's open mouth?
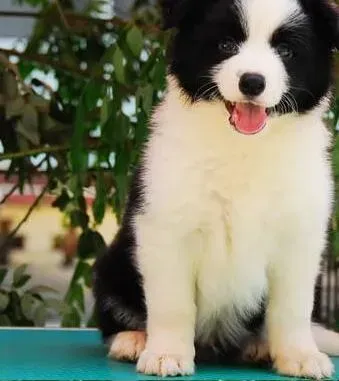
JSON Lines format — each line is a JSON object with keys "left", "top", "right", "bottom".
{"left": 225, "top": 101, "right": 268, "bottom": 135}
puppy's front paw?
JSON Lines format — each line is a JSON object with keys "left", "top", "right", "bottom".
{"left": 137, "top": 350, "right": 195, "bottom": 377}
{"left": 274, "top": 349, "right": 334, "bottom": 379}
{"left": 242, "top": 338, "right": 270, "bottom": 363}
{"left": 108, "top": 331, "right": 146, "bottom": 362}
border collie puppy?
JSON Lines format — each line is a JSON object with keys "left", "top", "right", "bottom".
{"left": 94, "top": 0, "right": 339, "bottom": 377}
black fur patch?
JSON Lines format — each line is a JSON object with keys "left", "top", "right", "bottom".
{"left": 271, "top": 0, "right": 338, "bottom": 114}
{"left": 169, "top": 0, "right": 246, "bottom": 101}
{"left": 93, "top": 167, "right": 146, "bottom": 340}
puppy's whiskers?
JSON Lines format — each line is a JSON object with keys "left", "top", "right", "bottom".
{"left": 194, "top": 81, "right": 219, "bottom": 101}
{"left": 289, "top": 85, "right": 315, "bottom": 99}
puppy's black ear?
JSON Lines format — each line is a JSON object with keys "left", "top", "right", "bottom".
{"left": 159, "top": 0, "right": 193, "bottom": 29}
{"left": 331, "top": 7, "right": 339, "bottom": 49}
{"left": 319, "top": 0, "right": 339, "bottom": 50}
{"left": 302, "top": 0, "right": 339, "bottom": 49}
{"left": 324, "top": 1, "right": 339, "bottom": 49}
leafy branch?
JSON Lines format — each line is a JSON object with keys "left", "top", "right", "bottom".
{"left": 0, "top": 145, "right": 69, "bottom": 161}
{"left": 0, "top": 9, "right": 161, "bottom": 34}
{"left": 0, "top": 0, "right": 166, "bottom": 328}
{"left": 0, "top": 48, "right": 100, "bottom": 82}
{"left": 0, "top": 139, "right": 107, "bottom": 161}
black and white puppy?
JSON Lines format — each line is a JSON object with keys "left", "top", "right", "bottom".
{"left": 94, "top": 0, "right": 339, "bottom": 378}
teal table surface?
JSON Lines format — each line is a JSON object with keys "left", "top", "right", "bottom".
{"left": 0, "top": 328, "right": 338, "bottom": 381}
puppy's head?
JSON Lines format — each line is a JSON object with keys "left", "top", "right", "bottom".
{"left": 161, "top": 0, "right": 339, "bottom": 135}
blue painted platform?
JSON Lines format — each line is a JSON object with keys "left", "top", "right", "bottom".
{"left": 0, "top": 328, "right": 338, "bottom": 380}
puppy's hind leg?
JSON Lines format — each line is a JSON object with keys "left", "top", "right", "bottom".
{"left": 108, "top": 331, "right": 146, "bottom": 362}
{"left": 93, "top": 225, "right": 147, "bottom": 363}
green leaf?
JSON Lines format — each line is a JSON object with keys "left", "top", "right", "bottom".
{"left": 3, "top": 70, "right": 18, "bottom": 100}
{"left": 0, "top": 292, "right": 9, "bottom": 312}
{"left": 7, "top": 291, "right": 22, "bottom": 323}
{"left": 71, "top": 100, "right": 87, "bottom": 173}
{"left": 17, "top": 104, "right": 40, "bottom": 145}
{"left": 334, "top": 234, "right": 339, "bottom": 257}
{"left": 137, "top": 84, "right": 154, "bottom": 115}
{"left": 135, "top": 108, "right": 149, "bottom": 146}
{"left": 21, "top": 293, "right": 37, "bottom": 320}
{"left": 84, "top": 81, "right": 102, "bottom": 112}
{"left": 0, "top": 314, "right": 11, "bottom": 326}
{"left": 139, "top": 50, "right": 160, "bottom": 80}
{"left": 77, "top": 195, "right": 87, "bottom": 212}
{"left": 13, "top": 264, "right": 28, "bottom": 286}
{"left": 45, "top": 298, "right": 66, "bottom": 313}
{"left": 62, "top": 306, "right": 81, "bottom": 328}
{"left": 87, "top": 309, "right": 97, "bottom": 328}
{"left": 115, "top": 173, "right": 128, "bottom": 213}
{"left": 151, "top": 56, "right": 166, "bottom": 90}
{"left": 93, "top": 171, "right": 106, "bottom": 224}
{"left": 113, "top": 47, "right": 125, "bottom": 84}
{"left": 100, "top": 93, "right": 110, "bottom": 127}
{"left": 18, "top": 61, "right": 35, "bottom": 79}
{"left": 27, "top": 285, "right": 58, "bottom": 295}
{"left": 68, "top": 261, "right": 92, "bottom": 289}
{"left": 114, "top": 113, "right": 130, "bottom": 144}
{"left": 70, "top": 210, "right": 89, "bottom": 229}
{"left": 71, "top": 283, "right": 85, "bottom": 313}
{"left": 78, "top": 230, "right": 106, "bottom": 259}
{"left": 33, "top": 304, "right": 47, "bottom": 327}
{"left": 16, "top": 131, "right": 30, "bottom": 152}
{"left": 0, "top": 268, "right": 8, "bottom": 285}
{"left": 83, "top": 262, "right": 93, "bottom": 288}
{"left": 28, "top": 93, "right": 49, "bottom": 109}
{"left": 13, "top": 274, "right": 31, "bottom": 289}
{"left": 5, "top": 98, "right": 25, "bottom": 119}
{"left": 114, "top": 144, "right": 130, "bottom": 212}
{"left": 69, "top": 261, "right": 88, "bottom": 287}
{"left": 52, "top": 190, "right": 71, "bottom": 211}
{"left": 333, "top": 141, "right": 339, "bottom": 177}
{"left": 126, "top": 26, "right": 144, "bottom": 57}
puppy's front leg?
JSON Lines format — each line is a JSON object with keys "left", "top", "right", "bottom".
{"left": 135, "top": 218, "right": 196, "bottom": 377}
{"left": 267, "top": 238, "right": 333, "bottom": 379}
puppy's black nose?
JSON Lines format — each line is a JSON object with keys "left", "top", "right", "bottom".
{"left": 239, "top": 73, "right": 266, "bottom": 97}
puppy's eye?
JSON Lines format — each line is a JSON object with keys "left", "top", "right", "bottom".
{"left": 218, "top": 40, "right": 239, "bottom": 56}
{"left": 276, "top": 43, "right": 294, "bottom": 60}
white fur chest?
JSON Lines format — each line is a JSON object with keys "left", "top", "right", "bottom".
{"left": 141, "top": 88, "right": 332, "bottom": 345}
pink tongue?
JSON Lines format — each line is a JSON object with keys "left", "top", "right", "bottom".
{"left": 230, "top": 103, "right": 267, "bottom": 135}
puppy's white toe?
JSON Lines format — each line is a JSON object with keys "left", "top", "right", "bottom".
{"left": 274, "top": 349, "right": 334, "bottom": 379}
{"left": 137, "top": 350, "right": 195, "bottom": 377}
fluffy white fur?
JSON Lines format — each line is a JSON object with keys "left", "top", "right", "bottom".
{"left": 121, "top": 0, "right": 338, "bottom": 378}
{"left": 134, "top": 75, "right": 334, "bottom": 377}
